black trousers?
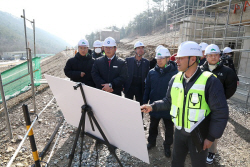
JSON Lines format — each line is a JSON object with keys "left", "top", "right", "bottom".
{"left": 148, "top": 116, "right": 174, "bottom": 147}
{"left": 172, "top": 129, "right": 208, "bottom": 167}
{"left": 125, "top": 86, "right": 144, "bottom": 118}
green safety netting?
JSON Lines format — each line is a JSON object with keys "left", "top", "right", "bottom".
{"left": 0, "top": 57, "right": 42, "bottom": 103}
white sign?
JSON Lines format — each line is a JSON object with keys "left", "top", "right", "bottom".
{"left": 45, "top": 74, "right": 149, "bottom": 164}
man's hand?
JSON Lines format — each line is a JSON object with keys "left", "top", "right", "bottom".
{"left": 80, "top": 72, "right": 85, "bottom": 77}
{"left": 203, "top": 139, "right": 213, "bottom": 150}
{"left": 102, "top": 84, "right": 113, "bottom": 92}
{"left": 140, "top": 104, "right": 152, "bottom": 113}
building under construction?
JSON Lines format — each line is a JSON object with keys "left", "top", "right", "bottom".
{"left": 162, "top": 0, "right": 250, "bottom": 104}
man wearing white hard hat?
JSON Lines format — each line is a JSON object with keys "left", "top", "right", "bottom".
{"left": 141, "top": 41, "right": 229, "bottom": 166}
{"left": 92, "top": 40, "right": 103, "bottom": 59}
{"left": 201, "top": 44, "right": 238, "bottom": 164}
{"left": 149, "top": 45, "right": 164, "bottom": 69}
{"left": 91, "top": 37, "right": 128, "bottom": 96}
{"left": 221, "top": 46, "right": 237, "bottom": 73}
{"left": 64, "top": 39, "right": 95, "bottom": 87}
{"left": 123, "top": 41, "right": 149, "bottom": 128}
{"left": 199, "top": 42, "right": 208, "bottom": 66}
{"left": 143, "top": 47, "right": 178, "bottom": 157}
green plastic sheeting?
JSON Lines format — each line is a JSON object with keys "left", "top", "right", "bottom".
{"left": 0, "top": 57, "right": 41, "bottom": 103}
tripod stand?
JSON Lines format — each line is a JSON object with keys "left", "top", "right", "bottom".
{"left": 68, "top": 83, "right": 123, "bottom": 167}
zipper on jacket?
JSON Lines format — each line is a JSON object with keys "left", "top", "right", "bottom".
{"left": 182, "top": 81, "right": 188, "bottom": 130}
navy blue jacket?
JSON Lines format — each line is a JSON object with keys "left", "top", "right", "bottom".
{"left": 143, "top": 61, "right": 178, "bottom": 119}
{"left": 151, "top": 67, "right": 229, "bottom": 142}
{"left": 91, "top": 55, "right": 128, "bottom": 96}
{"left": 64, "top": 52, "right": 95, "bottom": 87}
{"left": 123, "top": 57, "right": 150, "bottom": 94}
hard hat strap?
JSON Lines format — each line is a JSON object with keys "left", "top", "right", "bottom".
{"left": 181, "top": 56, "right": 196, "bottom": 80}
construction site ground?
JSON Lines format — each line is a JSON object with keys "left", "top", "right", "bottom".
{"left": 0, "top": 32, "right": 249, "bottom": 167}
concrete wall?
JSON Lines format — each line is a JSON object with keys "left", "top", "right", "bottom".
{"left": 100, "top": 30, "right": 120, "bottom": 43}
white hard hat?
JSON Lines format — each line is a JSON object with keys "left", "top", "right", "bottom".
{"left": 155, "top": 48, "right": 171, "bottom": 59}
{"left": 134, "top": 41, "right": 145, "bottom": 49}
{"left": 223, "top": 47, "right": 233, "bottom": 54}
{"left": 205, "top": 44, "right": 221, "bottom": 55}
{"left": 176, "top": 41, "right": 202, "bottom": 57}
{"left": 155, "top": 45, "right": 164, "bottom": 52}
{"left": 103, "top": 37, "right": 116, "bottom": 47}
{"left": 78, "top": 39, "right": 89, "bottom": 47}
{"left": 199, "top": 42, "right": 208, "bottom": 51}
{"left": 93, "top": 40, "right": 102, "bottom": 47}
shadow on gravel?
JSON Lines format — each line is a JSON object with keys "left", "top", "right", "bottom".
{"left": 229, "top": 118, "right": 250, "bottom": 143}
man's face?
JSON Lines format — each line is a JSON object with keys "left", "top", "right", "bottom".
{"left": 78, "top": 46, "right": 88, "bottom": 56}
{"left": 206, "top": 53, "right": 220, "bottom": 65}
{"left": 104, "top": 46, "right": 116, "bottom": 57}
{"left": 135, "top": 46, "right": 144, "bottom": 56}
{"left": 176, "top": 56, "right": 197, "bottom": 71}
{"left": 157, "top": 57, "right": 168, "bottom": 68}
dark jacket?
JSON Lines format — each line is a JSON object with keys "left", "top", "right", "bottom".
{"left": 199, "top": 58, "right": 206, "bottom": 66}
{"left": 143, "top": 61, "right": 178, "bottom": 119}
{"left": 123, "top": 57, "right": 150, "bottom": 94}
{"left": 150, "top": 58, "right": 157, "bottom": 69}
{"left": 92, "top": 52, "right": 104, "bottom": 59}
{"left": 201, "top": 61, "right": 238, "bottom": 99}
{"left": 64, "top": 52, "right": 95, "bottom": 87}
{"left": 91, "top": 55, "right": 128, "bottom": 96}
{"left": 151, "top": 67, "right": 229, "bottom": 142}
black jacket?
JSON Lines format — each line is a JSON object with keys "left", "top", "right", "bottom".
{"left": 199, "top": 58, "right": 206, "bottom": 66}
{"left": 201, "top": 61, "right": 238, "bottom": 99}
{"left": 151, "top": 67, "right": 229, "bottom": 142}
{"left": 91, "top": 55, "right": 128, "bottom": 96}
{"left": 143, "top": 61, "right": 178, "bottom": 119}
{"left": 64, "top": 52, "right": 95, "bottom": 87}
{"left": 123, "top": 57, "right": 150, "bottom": 94}
{"left": 92, "top": 52, "right": 104, "bottom": 59}
{"left": 150, "top": 58, "right": 157, "bottom": 69}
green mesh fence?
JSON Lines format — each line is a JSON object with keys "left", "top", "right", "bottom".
{"left": 0, "top": 57, "right": 41, "bottom": 103}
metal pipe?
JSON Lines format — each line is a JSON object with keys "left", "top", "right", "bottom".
{"left": 33, "top": 19, "right": 36, "bottom": 58}
{"left": 22, "top": 104, "right": 41, "bottom": 167}
{"left": 3, "top": 69, "right": 39, "bottom": 87}
{"left": 201, "top": 0, "right": 207, "bottom": 42}
{"left": 222, "top": 0, "right": 232, "bottom": 48}
{"left": 28, "top": 48, "right": 37, "bottom": 113}
{"left": 21, "top": 9, "right": 29, "bottom": 73}
{"left": 6, "top": 97, "right": 55, "bottom": 167}
{"left": 0, "top": 74, "right": 12, "bottom": 139}
{"left": 39, "top": 117, "right": 64, "bottom": 160}
{"left": 235, "top": 2, "right": 244, "bottom": 49}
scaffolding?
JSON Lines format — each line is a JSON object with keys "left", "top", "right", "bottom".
{"left": 164, "top": 0, "right": 250, "bottom": 105}
{"left": 165, "top": 0, "right": 250, "bottom": 75}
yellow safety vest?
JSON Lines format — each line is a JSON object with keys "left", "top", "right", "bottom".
{"left": 170, "top": 71, "right": 212, "bottom": 133}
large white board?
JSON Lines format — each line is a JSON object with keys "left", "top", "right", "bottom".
{"left": 45, "top": 74, "right": 149, "bottom": 164}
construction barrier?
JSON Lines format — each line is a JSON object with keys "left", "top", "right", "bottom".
{"left": 0, "top": 57, "right": 41, "bottom": 103}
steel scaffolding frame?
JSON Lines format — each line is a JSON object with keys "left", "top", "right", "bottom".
{"left": 165, "top": 0, "right": 250, "bottom": 74}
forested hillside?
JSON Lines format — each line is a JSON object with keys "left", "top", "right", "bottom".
{"left": 0, "top": 11, "right": 70, "bottom": 55}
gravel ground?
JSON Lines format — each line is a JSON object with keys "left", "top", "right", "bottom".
{"left": 0, "top": 46, "right": 249, "bottom": 167}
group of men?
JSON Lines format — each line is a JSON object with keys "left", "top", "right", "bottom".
{"left": 64, "top": 37, "right": 238, "bottom": 167}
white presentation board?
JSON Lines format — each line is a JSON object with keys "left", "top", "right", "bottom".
{"left": 45, "top": 74, "right": 149, "bottom": 164}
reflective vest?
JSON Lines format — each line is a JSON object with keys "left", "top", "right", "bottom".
{"left": 170, "top": 71, "right": 212, "bottom": 133}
